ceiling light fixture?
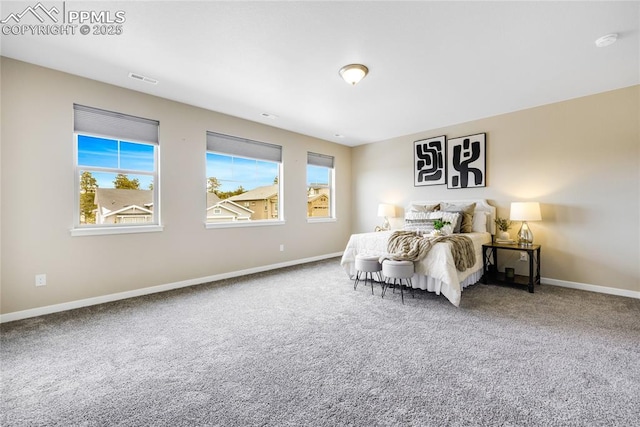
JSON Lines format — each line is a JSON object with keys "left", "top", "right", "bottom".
{"left": 595, "top": 33, "right": 618, "bottom": 47}
{"left": 261, "top": 112, "right": 278, "bottom": 119}
{"left": 339, "top": 64, "right": 369, "bottom": 85}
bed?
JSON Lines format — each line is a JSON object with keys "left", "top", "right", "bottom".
{"left": 340, "top": 199, "right": 496, "bottom": 306}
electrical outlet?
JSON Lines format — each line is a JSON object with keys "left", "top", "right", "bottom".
{"left": 519, "top": 252, "right": 528, "bottom": 262}
{"left": 280, "top": 244, "right": 284, "bottom": 252}
{"left": 35, "top": 274, "right": 46, "bottom": 287}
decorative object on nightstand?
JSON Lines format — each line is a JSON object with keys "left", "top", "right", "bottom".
{"left": 494, "top": 217, "right": 514, "bottom": 243}
{"left": 376, "top": 204, "right": 395, "bottom": 231}
{"left": 510, "top": 202, "right": 541, "bottom": 246}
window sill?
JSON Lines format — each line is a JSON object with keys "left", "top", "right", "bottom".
{"left": 205, "top": 220, "right": 285, "bottom": 230}
{"left": 70, "top": 225, "right": 164, "bottom": 237}
{"left": 307, "top": 217, "right": 337, "bottom": 224}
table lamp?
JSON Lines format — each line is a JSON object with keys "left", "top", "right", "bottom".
{"left": 510, "top": 202, "right": 541, "bottom": 246}
{"left": 377, "top": 204, "right": 395, "bottom": 231}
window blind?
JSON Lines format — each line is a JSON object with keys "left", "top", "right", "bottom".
{"left": 74, "top": 104, "right": 159, "bottom": 144}
{"left": 206, "top": 132, "right": 282, "bottom": 163}
{"left": 307, "top": 152, "right": 334, "bottom": 168}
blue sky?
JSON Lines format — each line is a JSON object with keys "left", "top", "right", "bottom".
{"left": 78, "top": 135, "right": 154, "bottom": 189}
{"left": 206, "top": 153, "right": 329, "bottom": 193}
{"left": 78, "top": 135, "right": 329, "bottom": 192}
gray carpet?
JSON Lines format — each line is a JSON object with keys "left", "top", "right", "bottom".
{"left": 1, "top": 258, "right": 639, "bottom": 426}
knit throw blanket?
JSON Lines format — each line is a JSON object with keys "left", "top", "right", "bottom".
{"left": 385, "top": 231, "right": 476, "bottom": 271}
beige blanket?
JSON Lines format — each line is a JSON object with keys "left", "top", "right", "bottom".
{"left": 385, "top": 231, "right": 476, "bottom": 271}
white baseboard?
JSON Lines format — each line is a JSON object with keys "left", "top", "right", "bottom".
{"left": 3, "top": 259, "right": 636, "bottom": 324}
{"left": 0, "top": 252, "right": 344, "bottom": 324}
{"left": 542, "top": 277, "right": 640, "bottom": 300}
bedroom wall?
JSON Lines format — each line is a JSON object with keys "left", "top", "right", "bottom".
{"left": 351, "top": 85, "right": 639, "bottom": 295}
{"left": 0, "top": 57, "right": 352, "bottom": 316}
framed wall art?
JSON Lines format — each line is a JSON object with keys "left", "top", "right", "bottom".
{"left": 446, "top": 133, "right": 486, "bottom": 189}
{"left": 414, "top": 135, "right": 446, "bottom": 186}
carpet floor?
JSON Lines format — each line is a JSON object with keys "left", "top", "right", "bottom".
{"left": 1, "top": 258, "right": 639, "bottom": 426}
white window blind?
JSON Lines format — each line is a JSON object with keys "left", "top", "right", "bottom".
{"left": 307, "top": 152, "right": 334, "bottom": 168}
{"left": 207, "top": 131, "right": 282, "bottom": 163}
{"left": 74, "top": 104, "right": 159, "bottom": 144}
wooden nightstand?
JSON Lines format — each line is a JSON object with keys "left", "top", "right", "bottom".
{"left": 482, "top": 242, "right": 541, "bottom": 293}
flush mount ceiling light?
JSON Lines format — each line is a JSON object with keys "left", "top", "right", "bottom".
{"left": 339, "top": 64, "right": 369, "bottom": 85}
{"left": 595, "top": 33, "right": 618, "bottom": 47}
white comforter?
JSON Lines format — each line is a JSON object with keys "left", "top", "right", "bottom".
{"left": 340, "top": 231, "right": 491, "bottom": 306}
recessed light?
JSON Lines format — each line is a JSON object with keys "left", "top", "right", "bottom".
{"left": 261, "top": 112, "right": 278, "bottom": 119}
{"left": 128, "top": 72, "right": 158, "bottom": 85}
{"left": 334, "top": 134, "right": 345, "bottom": 138}
{"left": 595, "top": 33, "right": 618, "bottom": 48}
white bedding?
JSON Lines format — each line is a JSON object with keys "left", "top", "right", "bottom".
{"left": 340, "top": 230, "right": 491, "bottom": 306}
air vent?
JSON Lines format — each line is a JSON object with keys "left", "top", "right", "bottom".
{"left": 128, "top": 72, "right": 158, "bottom": 85}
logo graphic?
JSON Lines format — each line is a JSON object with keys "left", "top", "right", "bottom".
{"left": 1, "top": 2, "right": 125, "bottom": 36}
{"left": 0, "top": 2, "right": 59, "bottom": 24}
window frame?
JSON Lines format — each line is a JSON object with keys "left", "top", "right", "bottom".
{"left": 71, "top": 105, "right": 162, "bottom": 237}
{"left": 307, "top": 152, "right": 336, "bottom": 223}
{"left": 205, "top": 132, "right": 284, "bottom": 229}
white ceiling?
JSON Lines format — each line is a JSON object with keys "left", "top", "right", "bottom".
{"left": 1, "top": 1, "right": 638, "bottom": 146}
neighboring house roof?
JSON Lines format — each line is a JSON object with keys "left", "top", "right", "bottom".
{"left": 206, "top": 192, "right": 222, "bottom": 208}
{"left": 94, "top": 188, "right": 153, "bottom": 215}
{"left": 103, "top": 205, "right": 153, "bottom": 218}
{"left": 207, "top": 199, "right": 254, "bottom": 216}
{"left": 228, "top": 184, "right": 278, "bottom": 201}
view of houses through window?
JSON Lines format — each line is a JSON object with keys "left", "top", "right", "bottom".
{"left": 74, "top": 104, "right": 159, "bottom": 229}
{"left": 307, "top": 152, "right": 334, "bottom": 219}
{"left": 205, "top": 133, "right": 335, "bottom": 223}
{"left": 206, "top": 152, "right": 281, "bottom": 222}
{"left": 77, "top": 135, "right": 157, "bottom": 225}
{"left": 76, "top": 125, "right": 334, "bottom": 227}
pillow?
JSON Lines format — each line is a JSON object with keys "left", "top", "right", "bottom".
{"left": 403, "top": 218, "right": 439, "bottom": 234}
{"left": 407, "top": 203, "right": 440, "bottom": 213}
{"left": 413, "top": 211, "right": 459, "bottom": 236}
{"left": 437, "top": 211, "right": 459, "bottom": 235}
{"left": 472, "top": 211, "right": 488, "bottom": 233}
{"left": 440, "top": 202, "right": 476, "bottom": 233}
{"left": 436, "top": 211, "right": 463, "bottom": 233}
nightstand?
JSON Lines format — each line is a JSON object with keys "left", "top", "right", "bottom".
{"left": 482, "top": 242, "right": 541, "bottom": 293}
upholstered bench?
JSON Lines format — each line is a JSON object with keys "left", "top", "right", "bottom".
{"left": 381, "top": 259, "right": 415, "bottom": 304}
{"left": 354, "top": 254, "right": 383, "bottom": 295}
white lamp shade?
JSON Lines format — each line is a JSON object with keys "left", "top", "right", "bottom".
{"left": 377, "top": 204, "right": 395, "bottom": 218}
{"left": 510, "top": 202, "right": 541, "bottom": 221}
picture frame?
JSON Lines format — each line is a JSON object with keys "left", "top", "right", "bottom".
{"left": 446, "top": 133, "right": 486, "bottom": 189}
{"left": 414, "top": 135, "right": 446, "bottom": 186}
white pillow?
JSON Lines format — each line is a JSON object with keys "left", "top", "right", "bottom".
{"left": 425, "top": 211, "right": 459, "bottom": 235}
{"left": 472, "top": 211, "right": 489, "bottom": 233}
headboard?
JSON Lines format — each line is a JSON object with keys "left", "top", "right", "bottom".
{"left": 406, "top": 199, "right": 497, "bottom": 234}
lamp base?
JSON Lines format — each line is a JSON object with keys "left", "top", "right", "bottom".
{"left": 517, "top": 221, "right": 534, "bottom": 246}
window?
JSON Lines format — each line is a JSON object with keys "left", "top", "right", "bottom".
{"left": 307, "top": 152, "right": 334, "bottom": 219}
{"left": 73, "top": 104, "right": 160, "bottom": 235}
{"left": 206, "top": 132, "right": 282, "bottom": 225}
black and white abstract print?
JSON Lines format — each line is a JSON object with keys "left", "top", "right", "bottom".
{"left": 414, "top": 135, "right": 446, "bottom": 186}
{"left": 446, "top": 133, "right": 486, "bottom": 189}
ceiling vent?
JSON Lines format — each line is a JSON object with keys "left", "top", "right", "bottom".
{"left": 128, "top": 72, "right": 158, "bottom": 85}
